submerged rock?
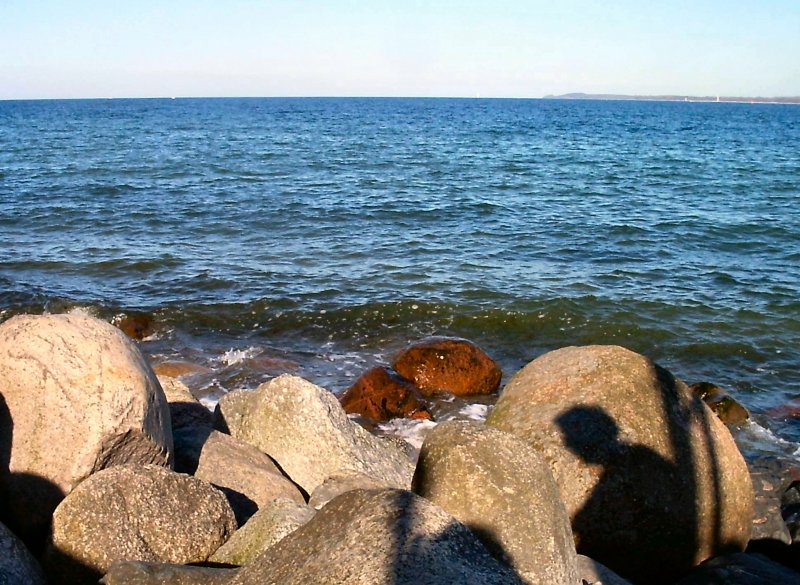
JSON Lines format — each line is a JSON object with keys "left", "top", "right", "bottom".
{"left": 486, "top": 345, "right": 754, "bottom": 584}
{"left": 228, "top": 488, "right": 524, "bottom": 585}
{"left": 340, "top": 365, "right": 432, "bottom": 422}
{"left": 413, "top": 421, "right": 579, "bottom": 585}
{"left": 392, "top": 337, "right": 502, "bottom": 397}
{"left": 0, "top": 312, "right": 173, "bottom": 550}
{"left": 214, "top": 375, "right": 414, "bottom": 495}
{"left": 210, "top": 498, "right": 317, "bottom": 566}
{"left": 690, "top": 381, "right": 750, "bottom": 425}
{"left": 45, "top": 464, "right": 236, "bottom": 585}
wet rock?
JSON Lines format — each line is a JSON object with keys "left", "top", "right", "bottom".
{"left": 486, "top": 345, "right": 754, "bottom": 584}
{"left": 152, "top": 360, "right": 212, "bottom": 378}
{"left": 214, "top": 375, "right": 415, "bottom": 495}
{"left": 0, "top": 520, "right": 46, "bottom": 585}
{"left": 673, "top": 552, "right": 800, "bottom": 585}
{"left": 158, "top": 375, "right": 214, "bottom": 431}
{"left": 577, "top": 555, "right": 633, "bottom": 585}
{"left": 690, "top": 382, "right": 750, "bottom": 425}
{"left": 392, "top": 337, "right": 502, "bottom": 397}
{"left": 101, "top": 561, "right": 236, "bottom": 585}
{"left": 210, "top": 498, "right": 317, "bottom": 566}
{"left": 195, "top": 431, "right": 305, "bottom": 525}
{"left": 0, "top": 312, "right": 173, "bottom": 550}
{"left": 308, "top": 472, "right": 392, "bottom": 510}
{"left": 228, "top": 489, "right": 523, "bottom": 585}
{"left": 747, "top": 456, "right": 800, "bottom": 544}
{"left": 45, "top": 464, "right": 237, "bottom": 585}
{"left": 340, "top": 365, "right": 433, "bottom": 422}
{"left": 114, "top": 313, "right": 154, "bottom": 341}
{"left": 413, "top": 421, "right": 579, "bottom": 585}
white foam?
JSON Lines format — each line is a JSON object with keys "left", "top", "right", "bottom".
{"left": 457, "top": 403, "right": 491, "bottom": 421}
{"left": 377, "top": 418, "right": 438, "bottom": 450}
{"left": 220, "top": 347, "right": 262, "bottom": 366}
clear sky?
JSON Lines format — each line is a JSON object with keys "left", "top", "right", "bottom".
{"left": 1, "top": 0, "right": 798, "bottom": 99}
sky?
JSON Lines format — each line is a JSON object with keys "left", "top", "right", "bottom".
{"left": 1, "top": 0, "right": 798, "bottom": 100}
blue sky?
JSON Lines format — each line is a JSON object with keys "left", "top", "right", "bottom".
{"left": 2, "top": 0, "right": 798, "bottom": 99}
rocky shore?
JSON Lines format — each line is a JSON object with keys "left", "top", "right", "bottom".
{"left": 1, "top": 311, "right": 799, "bottom": 584}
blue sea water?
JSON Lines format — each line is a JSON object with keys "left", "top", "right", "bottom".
{"left": 1, "top": 97, "right": 799, "bottom": 452}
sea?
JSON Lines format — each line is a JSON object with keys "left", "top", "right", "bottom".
{"left": 1, "top": 97, "right": 798, "bottom": 458}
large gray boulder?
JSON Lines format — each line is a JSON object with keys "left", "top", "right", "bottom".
{"left": 214, "top": 375, "right": 414, "bottom": 494}
{"left": 195, "top": 431, "right": 305, "bottom": 525}
{"left": 210, "top": 498, "right": 317, "bottom": 566}
{"left": 0, "top": 520, "right": 45, "bottom": 585}
{"left": 0, "top": 312, "right": 172, "bottom": 548}
{"left": 486, "top": 345, "right": 754, "bottom": 584}
{"left": 45, "top": 464, "right": 237, "bottom": 585}
{"left": 412, "top": 421, "right": 579, "bottom": 585}
{"left": 228, "top": 488, "right": 524, "bottom": 585}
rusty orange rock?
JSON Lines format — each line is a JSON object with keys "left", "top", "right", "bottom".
{"left": 340, "top": 366, "right": 432, "bottom": 422}
{"left": 392, "top": 337, "right": 502, "bottom": 397}
{"left": 152, "top": 360, "right": 212, "bottom": 378}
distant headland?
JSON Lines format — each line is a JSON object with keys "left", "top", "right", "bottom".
{"left": 545, "top": 92, "right": 800, "bottom": 104}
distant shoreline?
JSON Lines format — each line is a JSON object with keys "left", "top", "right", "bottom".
{"left": 545, "top": 92, "right": 800, "bottom": 105}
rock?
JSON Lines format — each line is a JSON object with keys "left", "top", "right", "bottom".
{"left": 210, "top": 498, "right": 317, "bottom": 566}
{"left": 158, "top": 376, "right": 214, "bottom": 431}
{"left": 214, "top": 375, "right": 415, "bottom": 495}
{"left": 0, "top": 520, "right": 46, "bottom": 585}
{"left": 0, "top": 312, "right": 173, "bottom": 550}
{"left": 673, "top": 552, "right": 800, "bottom": 585}
{"left": 308, "top": 473, "right": 391, "bottom": 510}
{"left": 577, "top": 555, "right": 633, "bottom": 585}
{"left": 486, "top": 345, "right": 754, "bottom": 584}
{"left": 747, "top": 456, "right": 800, "bottom": 544}
{"left": 690, "top": 382, "right": 750, "bottom": 425}
{"left": 45, "top": 464, "right": 237, "bottom": 585}
{"left": 195, "top": 431, "right": 305, "bottom": 525}
{"left": 412, "top": 421, "right": 579, "bottom": 585}
{"left": 101, "top": 561, "right": 236, "bottom": 585}
{"left": 152, "top": 360, "right": 212, "bottom": 379}
{"left": 392, "top": 337, "right": 502, "bottom": 397}
{"left": 113, "top": 313, "right": 155, "bottom": 341}
{"left": 340, "top": 366, "right": 432, "bottom": 422}
{"left": 228, "top": 488, "right": 524, "bottom": 585}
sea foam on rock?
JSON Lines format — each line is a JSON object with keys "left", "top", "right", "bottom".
{"left": 227, "top": 488, "right": 524, "bottom": 585}
{"left": 0, "top": 312, "right": 173, "bottom": 549}
{"left": 214, "top": 374, "right": 415, "bottom": 495}
{"left": 45, "top": 464, "right": 237, "bottom": 585}
{"left": 486, "top": 345, "right": 754, "bottom": 584}
{"left": 412, "top": 421, "right": 579, "bottom": 585}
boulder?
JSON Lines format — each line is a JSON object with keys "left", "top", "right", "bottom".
{"left": 412, "top": 421, "right": 579, "bottom": 585}
{"left": 101, "top": 561, "right": 235, "bottom": 585}
{"left": 228, "top": 488, "right": 524, "bottom": 585}
{"left": 210, "top": 498, "right": 317, "bottom": 566}
{"left": 0, "top": 520, "right": 46, "bottom": 585}
{"left": 486, "top": 345, "right": 754, "bottom": 584}
{"left": 214, "top": 375, "right": 414, "bottom": 495}
{"left": 576, "top": 555, "right": 633, "bottom": 585}
{"left": 113, "top": 313, "right": 154, "bottom": 341}
{"left": 195, "top": 431, "right": 305, "bottom": 525}
{"left": 747, "top": 456, "right": 800, "bottom": 544}
{"left": 690, "top": 382, "right": 750, "bottom": 425}
{"left": 158, "top": 375, "right": 214, "bottom": 431}
{"left": 45, "top": 464, "right": 237, "bottom": 585}
{"left": 308, "top": 472, "right": 392, "bottom": 510}
{"left": 673, "top": 552, "right": 800, "bottom": 585}
{"left": 392, "top": 337, "right": 502, "bottom": 397}
{"left": 340, "top": 366, "right": 432, "bottom": 422}
{"left": 0, "top": 312, "right": 173, "bottom": 549}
